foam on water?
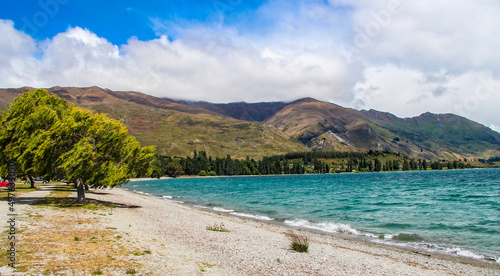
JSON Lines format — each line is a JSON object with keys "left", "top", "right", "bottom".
{"left": 213, "top": 207, "right": 235, "bottom": 213}
{"left": 230, "top": 212, "right": 274, "bottom": 221}
{"left": 284, "top": 219, "right": 372, "bottom": 237}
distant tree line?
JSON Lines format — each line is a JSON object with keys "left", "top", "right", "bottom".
{"left": 151, "top": 150, "right": 476, "bottom": 178}
{"left": 479, "top": 156, "right": 500, "bottom": 164}
{"left": 151, "top": 150, "right": 329, "bottom": 178}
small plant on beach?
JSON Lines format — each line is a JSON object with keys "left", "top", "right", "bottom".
{"left": 206, "top": 222, "right": 230, "bottom": 232}
{"left": 285, "top": 231, "right": 309, "bottom": 253}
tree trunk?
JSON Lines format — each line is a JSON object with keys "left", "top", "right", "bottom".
{"left": 28, "top": 175, "right": 35, "bottom": 189}
{"left": 76, "top": 178, "right": 85, "bottom": 203}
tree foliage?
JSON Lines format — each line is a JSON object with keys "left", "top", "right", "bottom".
{"left": 0, "top": 89, "right": 69, "bottom": 186}
{"left": 0, "top": 89, "right": 155, "bottom": 201}
{"left": 152, "top": 149, "right": 475, "bottom": 177}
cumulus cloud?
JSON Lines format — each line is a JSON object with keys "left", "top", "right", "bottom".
{"left": 0, "top": 17, "right": 358, "bottom": 103}
{"left": 352, "top": 65, "right": 500, "bottom": 128}
{"left": 345, "top": 0, "right": 500, "bottom": 73}
{"left": 343, "top": 0, "right": 500, "bottom": 129}
{"left": 0, "top": 0, "right": 499, "bottom": 129}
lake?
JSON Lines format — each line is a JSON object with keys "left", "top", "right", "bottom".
{"left": 124, "top": 168, "right": 500, "bottom": 263}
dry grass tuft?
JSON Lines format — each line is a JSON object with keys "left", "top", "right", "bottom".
{"left": 206, "top": 222, "right": 230, "bottom": 232}
{"left": 285, "top": 230, "right": 309, "bottom": 253}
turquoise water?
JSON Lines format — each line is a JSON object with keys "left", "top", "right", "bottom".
{"left": 124, "top": 169, "right": 500, "bottom": 263}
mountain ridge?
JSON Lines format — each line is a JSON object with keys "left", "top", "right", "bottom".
{"left": 1, "top": 86, "right": 499, "bottom": 160}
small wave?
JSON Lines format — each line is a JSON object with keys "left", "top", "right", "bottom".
{"left": 377, "top": 238, "right": 500, "bottom": 263}
{"left": 446, "top": 248, "right": 486, "bottom": 259}
{"left": 162, "top": 195, "right": 173, "bottom": 199}
{"left": 230, "top": 212, "right": 274, "bottom": 221}
{"left": 213, "top": 207, "right": 235, "bottom": 213}
{"left": 284, "top": 219, "right": 371, "bottom": 237}
{"left": 134, "top": 190, "right": 151, "bottom": 196}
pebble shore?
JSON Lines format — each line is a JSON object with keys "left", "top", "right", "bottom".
{"left": 91, "top": 187, "right": 500, "bottom": 275}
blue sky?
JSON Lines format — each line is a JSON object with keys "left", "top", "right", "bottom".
{"left": 1, "top": 0, "right": 500, "bottom": 131}
{"left": 0, "top": 0, "right": 270, "bottom": 44}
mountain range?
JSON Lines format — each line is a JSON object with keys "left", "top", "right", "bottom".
{"left": 1, "top": 86, "right": 499, "bottom": 160}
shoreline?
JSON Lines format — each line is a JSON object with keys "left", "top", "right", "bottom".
{"left": 88, "top": 186, "right": 500, "bottom": 274}
{"left": 134, "top": 167, "right": 498, "bottom": 181}
{"left": 121, "top": 186, "right": 500, "bottom": 267}
{"left": 123, "top": 175, "right": 500, "bottom": 266}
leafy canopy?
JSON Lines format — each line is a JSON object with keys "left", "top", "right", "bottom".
{"left": 0, "top": 89, "right": 155, "bottom": 188}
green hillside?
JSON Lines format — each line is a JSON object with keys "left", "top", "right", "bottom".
{"left": 0, "top": 87, "right": 307, "bottom": 158}
{"left": 1, "top": 86, "right": 499, "bottom": 160}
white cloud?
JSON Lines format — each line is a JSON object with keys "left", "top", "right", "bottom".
{"left": 345, "top": 0, "right": 500, "bottom": 73}
{"left": 0, "top": 0, "right": 499, "bottom": 129}
{"left": 0, "top": 19, "right": 38, "bottom": 86}
{"left": 344, "top": 0, "right": 500, "bottom": 128}
{"left": 353, "top": 65, "right": 500, "bottom": 128}
{"left": 0, "top": 19, "right": 357, "bottom": 103}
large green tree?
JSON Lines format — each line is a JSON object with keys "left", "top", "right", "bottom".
{"left": 0, "top": 89, "right": 155, "bottom": 201}
{"left": 57, "top": 106, "right": 155, "bottom": 201}
{"left": 0, "top": 89, "right": 69, "bottom": 187}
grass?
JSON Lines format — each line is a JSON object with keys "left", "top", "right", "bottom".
{"left": 0, "top": 182, "right": 53, "bottom": 200}
{"left": 285, "top": 231, "right": 309, "bottom": 253}
{"left": 33, "top": 185, "right": 117, "bottom": 211}
{"left": 206, "top": 222, "right": 230, "bottom": 232}
{"left": 0, "top": 183, "right": 146, "bottom": 275}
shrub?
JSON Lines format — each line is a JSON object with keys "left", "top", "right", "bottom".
{"left": 208, "top": 171, "right": 217, "bottom": 176}
{"left": 285, "top": 231, "right": 309, "bottom": 253}
{"left": 198, "top": 170, "right": 207, "bottom": 176}
{"left": 206, "top": 223, "right": 230, "bottom": 232}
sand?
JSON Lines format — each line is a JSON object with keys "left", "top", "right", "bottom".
{"left": 1, "top": 184, "right": 499, "bottom": 275}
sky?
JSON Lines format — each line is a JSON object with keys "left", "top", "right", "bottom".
{"left": 1, "top": 0, "right": 499, "bottom": 131}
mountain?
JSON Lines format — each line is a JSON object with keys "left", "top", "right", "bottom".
{"left": 265, "top": 97, "right": 390, "bottom": 151}
{"left": 265, "top": 98, "right": 500, "bottom": 160}
{"left": 175, "top": 100, "right": 288, "bottom": 122}
{"left": 360, "top": 109, "right": 500, "bottom": 160}
{"left": 0, "top": 86, "right": 307, "bottom": 158}
{"left": 1, "top": 86, "right": 499, "bottom": 160}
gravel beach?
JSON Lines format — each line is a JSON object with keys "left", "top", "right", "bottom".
{"left": 1, "top": 184, "right": 499, "bottom": 275}
{"left": 87, "top": 187, "right": 500, "bottom": 275}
